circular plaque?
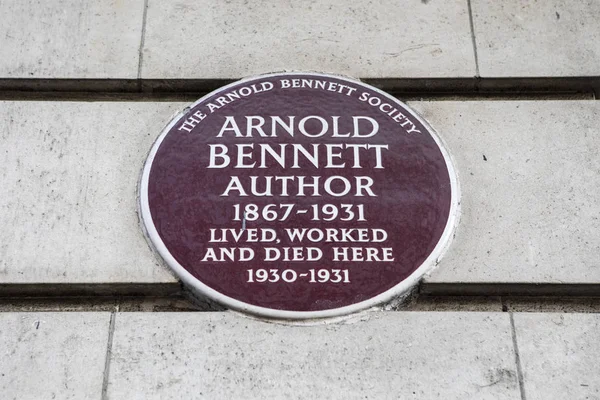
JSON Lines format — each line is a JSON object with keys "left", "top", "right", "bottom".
{"left": 140, "top": 72, "right": 459, "bottom": 319}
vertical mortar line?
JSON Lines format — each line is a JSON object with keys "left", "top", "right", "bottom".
{"left": 466, "top": 0, "right": 481, "bottom": 78}
{"left": 137, "top": 0, "right": 150, "bottom": 87}
{"left": 101, "top": 307, "right": 118, "bottom": 400}
{"left": 509, "top": 313, "right": 528, "bottom": 400}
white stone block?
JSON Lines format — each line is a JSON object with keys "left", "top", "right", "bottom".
{"left": 473, "top": 0, "right": 600, "bottom": 76}
{"left": 0, "top": 312, "right": 110, "bottom": 399}
{"left": 0, "top": 102, "right": 186, "bottom": 284}
{"left": 142, "top": 0, "right": 476, "bottom": 79}
{"left": 513, "top": 313, "right": 600, "bottom": 400}
{"left": 410, "top": 101, "right": 600, "bottom": 285}
{"left": 0, "top": 0, "right": 144, "bottom": 78}
{"left": 3, "top": 100, "right": 599, "bottom": 290}
{"left": 107, "top": 312, "right": 519, "bottom": 399}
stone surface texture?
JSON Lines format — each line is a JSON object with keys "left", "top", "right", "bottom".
{"left": 0, "top": 0, "right": 144, "bottom": 78}
{"left": 107, "top": 312, "right": 518, "bottom": 400}
{"left": 514, "top": 313, "right": 600, "bottom": 400}
{"left": 3, "top": 100, "right": 600, "bottom": 287}
{"left": 0, "top": 102, "right": 186, "bottom": 284}
{"left": 141, "top": 0, "right": 476, "bottom": 79}
{"left": 473, "top": 0, "right": 600, "bottom": 76}
{"left": 409, "top": 101, "right": 600, "bottom": 285}
{"left": 0, "top": 312, "right": 110, "bottom": 399}
{"left": 0, "top": 1, "right": 599, "bottom": 399}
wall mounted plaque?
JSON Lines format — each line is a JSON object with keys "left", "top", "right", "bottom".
{"left": 140, "top": 72, "right": 459, "bottom": 319}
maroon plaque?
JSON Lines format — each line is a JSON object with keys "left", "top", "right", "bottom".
{"left": 140, "top": 72, "right": 458, "bottom": 319}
